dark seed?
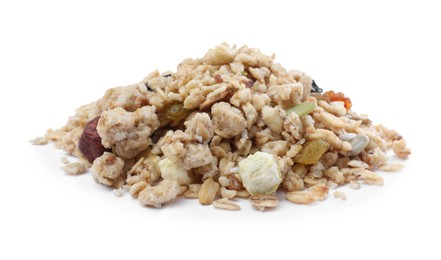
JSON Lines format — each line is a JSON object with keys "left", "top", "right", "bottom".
{"left": 245, "top": 80, "right": 254, "bottom": 88}
{"left": 145, "top": 82, "right": 153, "bottom": 91}
{"left": 311, "top": 80, "right": 323, "bottom": 93}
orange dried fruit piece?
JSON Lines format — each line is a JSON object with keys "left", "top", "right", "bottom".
{"left": 323, "top": 91, "right": 352, "bottom": 111}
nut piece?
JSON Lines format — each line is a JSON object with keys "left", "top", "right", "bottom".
{"left": 91, "top": 152, "right": 125, "bottom": 188}
{"left": 198, "top": 177, "right": 220, "bottom": 205}
{"left": 213, "top": 198, "right": 241, "bottom": 211}
{"left": 249, "top": 194, "right": 279, "bottom": 211}
{"left": 347, "top": 134, "right": 369, "bottom": 156}
{"left": 239, "top": 152, "right": 282, "bottom": 195}
{"left": 79, "top": 116, "right": 108, "bottom": 163}
{"left": 138, "top": 179, "right": 181, "bottom": 208}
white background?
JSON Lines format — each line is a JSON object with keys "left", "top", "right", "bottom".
{"left": 1, "top": 0, "right": 440, "bottom": 259}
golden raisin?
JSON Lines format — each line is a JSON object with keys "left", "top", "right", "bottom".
{"left": 164, "top": 101, "right": 191, "bottom": 122}
{"left": 294, "top": 139, "right": 330, "bottom": 165}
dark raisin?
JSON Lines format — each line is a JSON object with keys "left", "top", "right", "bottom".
{"left": 245, "top": 80, "right": 254, "bottom": 87}
{"left": 311, "top": 80, "right": 323, "bottom": 93}
{"left": 79, "top": 116, "right": 110, "bottom": 163}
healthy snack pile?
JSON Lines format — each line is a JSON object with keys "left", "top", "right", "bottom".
{"left": 32, "top": 44, "right": 411, "bottom": 211}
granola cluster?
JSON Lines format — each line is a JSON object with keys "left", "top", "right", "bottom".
{"left": 33, "top": 43, "right": 411, "bottom": 210}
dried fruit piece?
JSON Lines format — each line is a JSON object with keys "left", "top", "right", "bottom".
{"left": 164, "top": 101, "right": 191, "bottom": 122}
{"left": 294, "top": 139, "right": 330, "bottom": 165}
{"left": 238, "top": 152, "right": 282, "bottom": 195}
{"left": 323, "top": 91, "right": 352, "bottom": 111}
{"left": 285, "top": 101, "right": 317, "bottom": 117}
{"left": 79, "top": 116, "right": 108, "bottom": 163}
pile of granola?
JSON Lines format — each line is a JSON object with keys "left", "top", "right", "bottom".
{"left": 32, "top": 43, "right": 411, "bottom": 211}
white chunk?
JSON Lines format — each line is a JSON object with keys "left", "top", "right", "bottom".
{"left": 158, "top": 158, "right": 192, "bottom": 185}
{"left": 238, "top": 152, "right": 282, "bottom": 195}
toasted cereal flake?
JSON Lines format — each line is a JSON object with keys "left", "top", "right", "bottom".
{"left": 61, "top": 162, "right": 87, "bottom": 175}
{"left": 379, "top": 163, "right": 405, "bottom": 172}
{"left": 349, "top": 181, "right": 361, "bottom": 190}
{"left": 327, "top": 180, "right": 339, "bottom": 189}
{"left": 392, "top": 139, "right": 411, "bottom": 159}
{"left": 229, "top": 167, "right": 240, "bottom": 173}
{"left": 235, "top": 190, "right": 251, "bottom": 198}
{"left": 30, "top": 136, "right": 49, "bottom": 145}
{"left": 188, "top": 184, "right": 202, "bottom": 193}
{"left": 333, "top": 191, "right": 347, "bottom": 201}
{"left": 183, "top": 190, "right": 199, "bottom": 199}
{"left": 178, "top": 186, "right": 188, "bottom": 195}
{"left": 361, "top": 171, "right": 384, "bottom": 186}
{"left": 348, "top": 160, "right": 369, "bottom": 169}
{"left": 213, "top": 198, "right": 241, "bottom": 211}
{"left": 220, "top": 187, "right": 238, "bottom": 199}
{"left": 286, "top": 183, "right": 329, "bottom": 204}
{"left": 249, "top": 194, "right": 279, "bottom": 211}
{"left": 286, "top": 190, "right": 318, "bottom": 204}
{"left": 129, "top": 181, "right": 148, "bottom": 197}
{"left": 138, "top": 179, "right": 181, "bottom": 208}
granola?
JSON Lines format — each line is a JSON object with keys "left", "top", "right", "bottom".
{"left": 34, "top": 43, "right": 411, "bottom": 210}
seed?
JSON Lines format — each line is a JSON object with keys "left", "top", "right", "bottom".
{"left": 198, "top": 178, "right": 220, "bottom": 205}
{"left": 311, "top": 80, "right": 323, "bottom": 93}
{"left": 347, "top": 134, "right": 369, "bottom": 156}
